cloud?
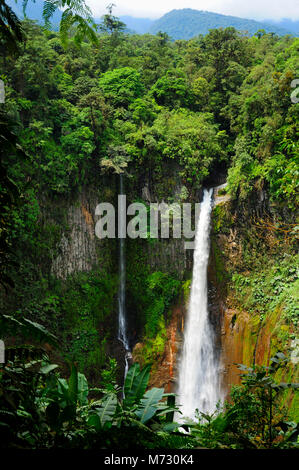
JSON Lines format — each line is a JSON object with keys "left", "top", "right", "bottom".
{"left": 87, "top": 0, "right": 299, "bottom": 21}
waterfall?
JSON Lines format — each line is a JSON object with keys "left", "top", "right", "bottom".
{"left": 118, "top": 174, "right": 131, "bottom": 384}
{"left": 177, "top": 188, "right": 222, "bottom": 421}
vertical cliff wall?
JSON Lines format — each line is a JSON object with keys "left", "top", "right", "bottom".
{"left": 46, "top": 176, "right": 193, "bottom": 384}
{"left": 136, "top": 188, "right": 298, "bottom": 422}
{"left": 209, "top": 192, "right": 298, "bottom": 419}
{"left": 50, "top": 190, "right": 98, "bottom": 279}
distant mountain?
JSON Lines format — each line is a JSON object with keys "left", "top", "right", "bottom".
{"left": 148, "top": 9, "right": 293, "bottom": 39}
{"left": 119, "top": 16, "right": 154, "bottom": 34}
{"left": 267, "top": 19, "right": 299, "bottom": 35}
{"left": 5, "top": 3, "right": 295, "bottom": 39}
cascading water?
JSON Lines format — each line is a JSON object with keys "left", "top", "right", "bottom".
{"left": 118, "top": 175, "right": 131, "bottom": 384}
{"left": 177, "top": 188, "right": 222, "bottom": 420}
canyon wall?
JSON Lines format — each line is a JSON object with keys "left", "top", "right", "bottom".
{"left": 135, "top": 190, "right": 298, "bottom": 420}
{"left": 44, "top": 179, "right": 298, "bottom": 419}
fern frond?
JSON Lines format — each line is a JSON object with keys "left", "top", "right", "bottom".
{"left": 22, "top": 0, "right": 30, "bottom": 17}
{"left": 59, "top": 8, "right": 74, "bottom": 46}
{"left": 17, "top": 0, "right": 97, "bottom": 47}
{"left": 42, "top": 0, "right": 59, "bottom": 28}
{"left": 59, "top": 9, "right": 97, "bottom": 47}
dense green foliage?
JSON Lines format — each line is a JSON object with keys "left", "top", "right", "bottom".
{"left": 232, "top": 254, "right": 298, "bottom": 326}
{"left": 0, "top": 352, "right": 188, "bottom": 449}
{"left": 1, "top": 349, "right": 298, "bottom": 449}
{"left": 128, "top": 266, "right": 181, "bottom": 365}
{"left": 1, "top": 21, "right": 297, "bottom": 205}
{"left": 0, "top": 6, "right": 298, "bottom": 449}
{"left": 189, "top": 354, "right": 299, "bottom": 449}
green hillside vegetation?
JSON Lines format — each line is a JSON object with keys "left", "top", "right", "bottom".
{"left": 0, "top": 3, "right": 298, "bottom": 449}
{"left": 149, "top": 9, "right": 292, "bottom": 40}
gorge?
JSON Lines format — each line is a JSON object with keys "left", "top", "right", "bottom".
{"left": 0, "top": 11, "right": 298, "bottom": 449}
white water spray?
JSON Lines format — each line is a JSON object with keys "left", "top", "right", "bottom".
{"left": 177, "top": 188, "right": 222, "bottom": 420}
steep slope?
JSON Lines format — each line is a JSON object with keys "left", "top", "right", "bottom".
{"left": 209, "top": 190, "right": 298, "bottom": 419}
{"left": 149, "top": 9, "right": 292, "bottom": 39}
{"left": 136, "top": 187, "right": 298, "bottom": 420}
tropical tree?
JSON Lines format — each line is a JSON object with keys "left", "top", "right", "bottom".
{"left": 99, "top": 3, "right": 126, "bottom": 40}
{"left": 99, "top": 67, "right": 144, "bottom": 108}
{"left": 0, "top": 0, "right": 23, "bottom": 51}
{"left": 5, "top": 0, "right": 98, "bottom": 47}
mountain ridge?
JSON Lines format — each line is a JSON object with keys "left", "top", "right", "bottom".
{"left": 5, "top": 2, "right": 295, "bottom": 38}
{"left": 148, "top": 8, "right": 293, "bottom": 39}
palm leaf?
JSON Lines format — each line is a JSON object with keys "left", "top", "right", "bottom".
{"left": 39, "top": 363, "right": 59, "bottom": 374}
{"left": 59, "top": 9, "right": 97, "bottom": 47}
{"left": 57, "top": 378, "right": 69, "bottom": 406}
{"left": 0, "top": 314, "right": 58, "bottom": 346}
{"left": 20, "top": 0, "right": 97, "bottom": 46}
{"left": 22, "top": 0, "right": 29, "bottom": 17}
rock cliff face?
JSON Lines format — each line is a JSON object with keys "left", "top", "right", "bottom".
{"left": 47, "top": 182, "right": 297, "bottom": 419}
{"left": 50, "top": 182, "right": 192, "bottom": 280}
{"left": 47, "top": 179, "right": 193, "bottom": 384}
{"left": 220, "top": 304, "right": 298, "bottom": 415}
{"left": 209, "top": 194, "right": 298, "bottom": 416}
{"left": 136, "top": 190, "right": 298, "bottom": 420}
{"left": 146, "top": 239, "right": 192, "bottom": 280}
{"left": 50, "top": 190, "right": 99, "bottom": 279}
{"left": 133, "top": 294, "right": 186, "bottom": 393}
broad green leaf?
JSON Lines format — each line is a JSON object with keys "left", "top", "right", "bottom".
{"left": 162, "top": 422, "right": 180, "bottom": 432}
{"left": 88, "top": 413, "right": 101, "bottom": 431}
{"left": 77, "top": 372, "right": 89, "bottom": 405}
{"left": 92, "top": 394, "right": 117, "bottom": 428}
{"left": 40, "top": 364, "right": 58, "bottom": 374}
{"left": 124, "top": 363, "right": 151, "bottom": 407}
{"left": 22, "top": 318, "right": 58, "bottom": 344}
{"left": 58, "top": 378, "right": 69, "bottom": 406}
{"left": 1, "top": 315, "right": 57, "bottom": 346}
{"left": 135, "top": 387, "right": 164, "bottom": 424}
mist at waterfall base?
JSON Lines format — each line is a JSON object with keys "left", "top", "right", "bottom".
{"left": 177, "top": 188, "right": 223, "bottom": 421}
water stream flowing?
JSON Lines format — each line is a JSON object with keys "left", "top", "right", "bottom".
{"left": 177, "top": 188, "right": 222, "bottom": 420}
{"left": 118, "top": 175, "right": 131, "bottom": 385}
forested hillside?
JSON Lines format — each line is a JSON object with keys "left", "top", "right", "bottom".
{"left": 6, "top": 2, "right": 294, "bottom": 37}
{"left": 0, "top": 2, "right": 298, "bottom": 450}
{"left": 148, "top": 9, "right": 292, "bottom": 39}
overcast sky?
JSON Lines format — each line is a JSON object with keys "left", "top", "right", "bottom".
{"left": 86, "top": 0, "right": 299, "bottom": 21}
